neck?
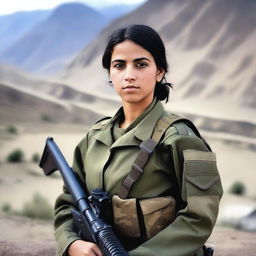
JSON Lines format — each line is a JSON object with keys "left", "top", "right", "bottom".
{"left": 120, "top": 99, "right": 153, "bottom": 129}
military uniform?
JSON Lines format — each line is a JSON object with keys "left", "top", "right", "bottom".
{"left": 54, "top": 99, "right": 223, "bottom": 256}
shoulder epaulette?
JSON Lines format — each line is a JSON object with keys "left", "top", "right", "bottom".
{"left": 171, "top": 118, "right": 212, "bottom": 151}
{"left": 92, "top": 116, "right": 111, "bottom": 130}
{"left": 172, "top": 122, "right": 196, "bottom": 137}
{"left": 95, "top": 116, "right": 111, "bottom": 124}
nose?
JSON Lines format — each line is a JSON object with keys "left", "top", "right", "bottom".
{"left": 124, "top": 66, "right": 136, "bottom": 83}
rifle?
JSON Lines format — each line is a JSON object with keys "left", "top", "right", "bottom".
{"left": 39, "top": 137, "right": 128, "bottom": 256}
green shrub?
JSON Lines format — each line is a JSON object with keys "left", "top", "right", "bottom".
{"left": 22, "top": 193, "right": 54, "bottom": 220}
{"left": 41, "top": 114, "right": 52, "bottom": 122}
{"left": 6, "top": 149, "right": 24, "bottom": 163}
{"left": 1, "top": 202, "right": 12, "bottom": 213}
{"left": 229, "top": 181, "right": 246, "bottom": 195}
{"left": 31, "top": 153, "right": 40, "bottom": 163}
{"left": 5, "top": 125, "right": 18, "bottom": 134}
{"left": 27, "top": 169, "right": 41, "bottom": 177}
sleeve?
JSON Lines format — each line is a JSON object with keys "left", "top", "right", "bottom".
{"left": 54, "top": 134, "right": 89, "bottom": 256}
{"left": 129, "top": 134, "right": 223, "bottom": 256}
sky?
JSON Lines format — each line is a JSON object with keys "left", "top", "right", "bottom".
{"left": 0, "top": 0, "right": 147, "bottom": 15}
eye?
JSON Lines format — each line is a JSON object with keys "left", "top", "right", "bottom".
{"left": 135, "top": 62, "right": 148, "bottom": 69}
{"left": 113, "top": 63, "right": 125, "bottom": 69}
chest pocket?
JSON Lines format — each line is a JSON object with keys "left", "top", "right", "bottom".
{"left": 112, "top": 195, "right": 176, "bottom": 240}
{"left": 139, "top": 196, "right": 176, "bottom": 239}
{"left": 182, "top": 149, "right": 222, "bottom": 201}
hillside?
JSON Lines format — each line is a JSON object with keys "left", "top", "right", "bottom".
{"left": 0, "top": 63, "right": 120, "bottom": 111}
{"left": 0, "top": 64, "right": 122, "bottom": 132}
{"left": 60, "top": 0, "right": 256, "bottom": 123}
{"left": 0, "top": 82, "right": 105, "bottom": 131}
{"left": 0, "top": 3, "right": 108, "bottom": 75}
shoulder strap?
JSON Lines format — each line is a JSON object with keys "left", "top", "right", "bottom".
{"left": 118, "top": 114, "right": 183, "bottom": 199}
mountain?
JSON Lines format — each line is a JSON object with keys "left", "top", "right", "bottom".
{"left": 60, "top": 0, "right": 256, "bottom": 123}
{"left": 0, "top": 3, "right": 109, "bottom": 75}
{"left": 0, "top": 10, "right": 51, "bottom": 53}
{"left": 98, "top": 3, "right": 143, "bottom": 20}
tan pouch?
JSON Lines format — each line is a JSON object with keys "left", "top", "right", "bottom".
{"left": 112, "top": 195, "right": 140, "bottom": 238}
{"left": 139, "top": 196, "right": 176, "bottom": 239}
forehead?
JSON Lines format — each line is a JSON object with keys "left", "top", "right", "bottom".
{"left": 111, "top": 40, "right": 153, "bottom": 60}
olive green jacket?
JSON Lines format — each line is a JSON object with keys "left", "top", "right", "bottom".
{"left": 54, "top": 100, "right": 223, "bottom": 256}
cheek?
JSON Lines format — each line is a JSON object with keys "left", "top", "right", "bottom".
{"left": 143, "top": 69, "right": 158, "bottom": 85}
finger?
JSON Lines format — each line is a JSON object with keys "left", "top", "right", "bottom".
{"left": 91, "top": 245, "right": 102, "bottom": 256}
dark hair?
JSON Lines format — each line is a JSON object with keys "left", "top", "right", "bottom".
{"left": 102, "top": 24, "right": 172, "bottom": 102}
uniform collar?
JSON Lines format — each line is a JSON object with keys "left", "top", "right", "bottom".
{"left": 134, "top": 100, "right": 164, "bottom": 141}
{"left": 93, "top": 100, "right": 165, "bottom": 148}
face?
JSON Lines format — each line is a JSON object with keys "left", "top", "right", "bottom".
{"left": 110, "top": 40, "right": 164, "bottom": 107}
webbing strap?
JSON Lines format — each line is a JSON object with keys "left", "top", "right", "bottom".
{"left": 118, "top": 114, "right": 182, "bottom": 199}
{"left": 151, "top": 115, "right": 183, "bottom": 141}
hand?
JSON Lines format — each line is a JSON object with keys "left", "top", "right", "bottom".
{"left": 68, "top": 240, "right": 102, "bottom": 256}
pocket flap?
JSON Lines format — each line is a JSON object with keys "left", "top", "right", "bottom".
{"left": 186, "top": 175, "right": 219, "bottom": 190}
{"left": 183, "top": 149, "right": 216, "bottom": 162}
{"left": 140, "top": 196, "right": 175, "bottom": 215}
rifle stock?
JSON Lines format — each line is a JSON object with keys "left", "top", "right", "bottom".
{"left": 39, "top": 137, "right": 128, "bottom": 256}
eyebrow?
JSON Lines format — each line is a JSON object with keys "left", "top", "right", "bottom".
{"left": 111, "top": 57, "right": 151, "bottom": 63}
{"left": 134, "top": 57, "right": 151, "bottom": 62}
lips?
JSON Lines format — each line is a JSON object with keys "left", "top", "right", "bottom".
{"left": 122, "top": 85, "right": 139, "bottom": 89}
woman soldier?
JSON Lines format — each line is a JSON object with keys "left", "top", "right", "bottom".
{"left": 54, "top": 24, "right": 223, "bottom": 256}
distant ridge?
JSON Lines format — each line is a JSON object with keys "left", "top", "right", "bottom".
{"left": 0, "top": 63, "right": 120, "bottom": 130}
{"left": 0, "top": 10, "right": 51, "bottom": 53}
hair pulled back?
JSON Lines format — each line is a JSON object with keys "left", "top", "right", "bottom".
{"left": 102, "top": 24, "right": 172, "bottom": 102}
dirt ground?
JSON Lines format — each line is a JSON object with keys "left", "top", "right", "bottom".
{"left": 0, "top": 214, "right": 256, "bottom": 256}
{"left": 0, "top": 215, "right": 55, "bottom": 256}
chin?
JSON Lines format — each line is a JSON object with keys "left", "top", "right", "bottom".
{"left": 121, "top": 96, "right": 150, "bottom": 105}
{"left": 122, "top": 98, "right": 139, "bottom": 104}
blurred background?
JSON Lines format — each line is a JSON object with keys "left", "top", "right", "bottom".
{"left": 0, "top": 0, "right": 255, "bottom": 255}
